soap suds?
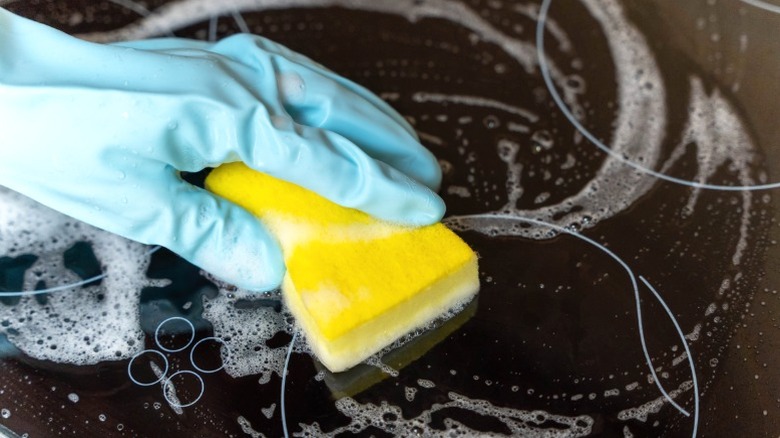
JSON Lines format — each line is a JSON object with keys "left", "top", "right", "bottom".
{"left": 0, "top": 187, "right": 151, "bottom": 364}
{"left": 237, "top": 415, "right": 266, "bottom": 438}
{"left": 296, "top": 392, "right": 594, "bottom": 437}
{"left": 201, "top": 280, "right": 290, "bottom": 381}
{"left": 0, "top": 0, "right": 768, "bottom": 436}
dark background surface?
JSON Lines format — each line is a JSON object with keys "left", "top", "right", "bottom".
{"left": 1, "top": 0, "right": 779, "bottom": 436}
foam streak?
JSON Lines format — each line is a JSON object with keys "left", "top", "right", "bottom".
{"left": 412, "top": 92, "right": 539, "bottom": 122}
{"left": 537, "top": 0, "right": 779, "bottom": 191}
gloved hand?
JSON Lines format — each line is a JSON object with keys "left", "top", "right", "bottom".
{"left": 0, "top": 9, "right": 445, "bottom": 291}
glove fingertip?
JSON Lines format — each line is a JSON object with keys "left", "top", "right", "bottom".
{"left": 203, "top": 220, "right": 285, "bottom": 292}
{"left": 409, "top": 190, "right": 446, "bottom": 226}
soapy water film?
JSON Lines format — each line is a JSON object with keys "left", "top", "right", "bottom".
{"left": 0, "top": 0, "right": 776, "bottom": 436}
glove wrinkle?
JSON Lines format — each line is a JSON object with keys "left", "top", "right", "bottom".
{"left": 0, "top": 8, "right": 445, "bottom": 290}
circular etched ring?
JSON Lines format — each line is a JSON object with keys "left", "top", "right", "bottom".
{"left": 154, "top": 316, "right": 195, "bottom": 353}
{"left": 127, "top": 349, "right": 169, "bottom": 387}
{"left": 162, "top": 370, "right": 205, "bottom": 408}
{"left": 190, "top": 337, "right": 230, "bottom": 374}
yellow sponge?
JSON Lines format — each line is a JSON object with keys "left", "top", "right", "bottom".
{"left": 205, "top": 163, "right": 480, "bottom": 372}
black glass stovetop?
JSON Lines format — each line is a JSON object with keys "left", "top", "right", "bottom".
{"left": 1, "top": 0, "right": 779, "bottom": 436}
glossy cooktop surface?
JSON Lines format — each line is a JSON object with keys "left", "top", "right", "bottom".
{"left": 1, "top": 0, "right": 779, "bottom": 436}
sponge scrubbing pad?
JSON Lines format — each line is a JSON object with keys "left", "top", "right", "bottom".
{"left": 205, "top": 163, "right": 480, "bottom": 372}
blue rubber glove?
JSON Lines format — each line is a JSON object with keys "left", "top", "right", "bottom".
{"left": 0, "top": 9, "right": 444, "bottom": 291}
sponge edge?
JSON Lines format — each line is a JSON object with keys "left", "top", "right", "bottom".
{"left": 205, "top": 163, "right": 480, "bottom": 372}
{"left": 285, "top": 239, "right": 479, "bottom": 372}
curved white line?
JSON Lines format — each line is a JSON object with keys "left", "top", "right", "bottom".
{"left": 106, "top": 0, "right": 152, "bottom": 17}
{"left": 0, "top": 246, "right": 160, "bottom": 297}
{"left": 163, "top": 370, "right": 205, "bottom": 408}
{"left": 280, "top": 331, "right": 296, "bottom": 438}
{"left": 640, "top": 276, "right": 700, "bottom": 438}
{"left": 154, "top": 316, "right": 195, "bottom": 353}
{"left": 127, "top": 349, "right": 169, "bottom": 386}
{"left": 231, "top": 9, "right": 251, "bottom": 33}
{"left": 446, "top": 213, "right": 695, "bottom": 420}
{"left": 537, "top": 0, "right": 780, "bottom": 191}
{"left": 190, "top": 336, "right": 231, "bottom": 374}
{"left": 411, "top": 93, "right": 539, "bottom": 122}
{"left": 740, "top": 0, "right": 780, "bottom": 14}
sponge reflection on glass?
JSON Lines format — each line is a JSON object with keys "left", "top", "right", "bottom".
{"left": 316, "top": 299, "right": 479, "bottom": 398}
{"left": 206, "top": 163, "right": 480, "bottom": 372}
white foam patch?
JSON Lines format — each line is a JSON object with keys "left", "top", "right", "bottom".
{"left": 237, "top": 415, "right": 266, "bottom": 438}
{"left": 78, "top": 0, "right": 541, "bottom": 75}
{"left": 412, "top": 93, "right": 539, "bottom": 122}
{"left": 28, "top": 1, "right": 762, "bottom": 434}
{"left": 488, "top": 0, "right": 667, "bottom": 237}
{"left": 296, "top": 392, "right": 593, "bottom": 437}
{"left": 0, "top": 187, "right": 150, "bottom": 364}
{"left": 662, "top": 77, "right": 756, "bottom": 266}
{"left": 200, "top": 282, "right": 290, "bottom": 381}
{"left": 617, "top": 381, "right": 694, "bottom": 422}
{"left": 261, "top": 403, "right": 276, "bottom": 419}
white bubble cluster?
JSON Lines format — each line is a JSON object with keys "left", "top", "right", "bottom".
{"left": 5, "top": 0, "right": 767, "bottom": 435}
{"left": 618, "top": 381, "right": 694, "bottom": 423}
{"left": 0, "top": 187, "right": 151, "bottom": 364}
{"left": 201, "top": 284, "right": 290, "bottom": 382}
{"left": 296, "top": 392, "right": 593, "bottom": 437}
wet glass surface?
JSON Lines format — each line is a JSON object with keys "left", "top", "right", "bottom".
{"left": 1, "top": 0, "right": 779, "bottom": 436}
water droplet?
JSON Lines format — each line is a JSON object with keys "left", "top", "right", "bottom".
{"left": 118, "top": 171, "right": 126, "bottom": 180}
{"left": 531, "top": 129, "right": 554, "bottom": 151}
{"left": 565, "top": 75, "right": 585, "bottom": 93}
{"left": 483, "top": 115, "right": 500, "bottom": 129}
{"left": 565, "top": 222, "right": 581, "bottom": 232}
{"left": 1, "top": 408, "right": 10, "bottom": 419}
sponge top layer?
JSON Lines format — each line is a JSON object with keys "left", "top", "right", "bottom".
{"left": 286, "top": 226, "right": 474, "bottom": 339}
{"left": 207, "top": 163, "right": 393, "bottom": 245}
{"left": 206, "top": 163, "right": 476, "bottom": 340}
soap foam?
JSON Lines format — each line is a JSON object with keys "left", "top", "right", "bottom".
{"left": 295, "top": 392, "right": 594, "bottom": 437}
{"left": 200, "top": 279, "right": 290, "bottom": 382}
{"left": 4, "top": 0, "right": 769, "bottom": 434}
{"left": 617, "top": 381, "right": 694, "bottom": 423}
{"left": 0, "top": 187, "right": 151, "bottom": 364}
